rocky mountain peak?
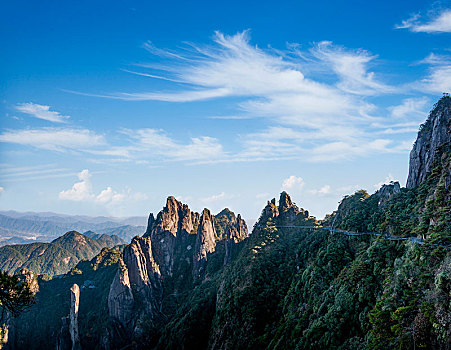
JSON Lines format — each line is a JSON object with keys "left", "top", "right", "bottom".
{"left": 146, "top": 196, "right": 197, "bottom": 276}
{"left": 258, "top": 192, "right": 310, "bottom": 225}
{"left": 278, "top": 191, "right": 294, "bottom": 212}
{"left": 406, "top": 95, "right": 451, "bottom": 188}
{"left": 376, "top": 181, "right": 401, "bottom": 207}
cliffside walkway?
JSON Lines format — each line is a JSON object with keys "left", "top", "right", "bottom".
{"left": 255, "top": 224, "right": 451, "bottom": 250}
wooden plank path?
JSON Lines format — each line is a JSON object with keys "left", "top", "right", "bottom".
{"left": 254, "top": 225, "right": 450, "bottom": 249}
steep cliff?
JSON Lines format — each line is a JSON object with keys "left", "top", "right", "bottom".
{"left": 193, "top": 209, "right": 217, "bottom": 283}
{"left": 107, "top": 259, "right": 134, "bottom": 331}
{"left": 407, "top": 95, "right": 450, "bottom": 188}
{"left": 224, "top": 214, "right": 248, "bottom": 265}
{"left": 57, "top": 284, "right": 81, "bottom": 350}
{"left": 145, "top": 197, "right": 198, "bottom": 277}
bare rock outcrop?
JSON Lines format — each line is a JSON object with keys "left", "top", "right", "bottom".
{"left": 146, "top": 196, "right": 197, "bottom": 276}
{"left": 407, "top": 96, "right": 450, "bottom": 188}
{"left": 123, "top": 237, "right": 161, "bottom": 313}
{"left": 193, "top": 209, "right": 217, "bottom": 283}
{"left": 376, "top": 181, "right": 401, "bottom": 207}
{"left": 69, "top": 284, "right": 81, "bottom": 350}
{"left": 57, "top": 284, "right": 81, "bottom": 350}
{"left": 224, "top": 214, "right": 248, "bottom": 265}
{"left": 258, "top": 192, "right": 309, "bottom": 226}
{"left": 262, "top": 198, "right": 279, "bottom": 220}
{"left": 107, "top": 259, "right": 134, "bottom": 331}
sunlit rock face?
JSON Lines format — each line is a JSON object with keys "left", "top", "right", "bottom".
{"left": 407, "top": 96, "right": 450, "bottom": 189}
{"left": 57, "top": 284, "right": 81, "bottom": 350}
{"left": 145, "top": 196, "right": 198, "bottom": 277}
{"left": 108, "top": 259, "right": 134, "bottom": 331}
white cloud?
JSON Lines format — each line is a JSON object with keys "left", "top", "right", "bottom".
{"left": 420, "top": 65, "right": 451, "bottom": 93}
{"left": 122, "top": 128, "right": 225, "bottom": 162}
{"left": 389, "top": 97, "right": 429, "bottom": 119}
{"left": 318, "top": 185, "right": 331, "bottom": 195}
{"left": 15, "top": 103, "right": 69, "bottom": 123}
{"left": 412, "top": 53, "right": 451, "bottom": 94}
{"left": 373, "top": 174, "right": 398, "bottom": 190}
{"left": 281, "top": 176, "right": 305, "bottom": 192}
{"left": 0, "top": 186, "right": 4, "bottom": 195}
{"left": 59, "top": 169, "right": 95, "bottom": 201}
{"left": 310, "top": 41, "right": 394, "bottom": 95}
{"left": 309, "top": 185, "right": 332, "bottom": 196}
{"left": 309, "top": 139, "right": 393, "bottom": 162}
{"left": 0, "top": 128, "right": 105, "bottom": 152}
{"left": 200, "top": 192, "right": 227, "bottom": 203}
{"left": 397, "top": 10, "right": 451, "bottom": 33}
{"left": 59, "top": 169, "right": 147, "bottom": 205}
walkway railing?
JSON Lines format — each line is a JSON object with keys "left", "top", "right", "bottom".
{"left": 254, "top": 224, "right": 451, "bottom": 249}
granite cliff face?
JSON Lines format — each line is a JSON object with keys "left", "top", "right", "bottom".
{"left": 407, "top": 96, "right": 451, "bottom": 188}
{"left": 57, "top": 284, "right": 81, "bottom": 350}
{"left": 107, "top": 259, "right": 134, "bottom": 331}
{"left": 193, "top": 209, "right": 217, "bottom": 283}
{"left": 108, "top": 236, "right": 161, "bottom": 336}
{"left": 224, "top": 214, "right": 248, "bottom": 265}
{"left": 144, "top": 196, "right": 199, "bottom": 277}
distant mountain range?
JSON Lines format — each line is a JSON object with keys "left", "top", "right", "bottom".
{"left": 0, "top": 230, "right": 126, "bottom": 276}
{"left": 0, "top": 211, "right": 147, "bottom": 245}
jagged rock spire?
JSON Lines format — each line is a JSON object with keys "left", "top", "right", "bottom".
{"left": 147, "top": 196, "right": 198, "bottom": 276}
{"left": 193, "top": 208, "right": 217, "bottom": 283}
{"left": 278, "top": 191, "right": 294, "bottom": 212}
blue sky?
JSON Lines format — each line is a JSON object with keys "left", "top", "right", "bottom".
{"left": 1, "top": 0, "right": 450, "bottom": 222}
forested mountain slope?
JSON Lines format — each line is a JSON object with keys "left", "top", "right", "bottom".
{"left": 0, "top": 231, "right": 125, "bottom": 276}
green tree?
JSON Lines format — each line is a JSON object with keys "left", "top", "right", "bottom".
{"left": 0, "top": 270, "right": 35, "bottom": 322}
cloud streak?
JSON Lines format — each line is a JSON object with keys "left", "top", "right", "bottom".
{"left": 397, "top": 9, "right": 451, "bottom": 33}
{"left": 0, "top": 128, "right": 105, "bottom": 152}
{"left": 15, "top": 103, "right": 69, "bottom": 123}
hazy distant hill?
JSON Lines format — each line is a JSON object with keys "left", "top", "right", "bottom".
{"left": 0, "top": 212, "right": 146, "bottom": 245}
{"left": 0, "top": 231, "right": 125, "bottom": 276}
{"left": 0, "top": 210, "right": 147, "bottom": 226}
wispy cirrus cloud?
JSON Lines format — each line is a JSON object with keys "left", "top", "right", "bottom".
{"left": 15, "top": 103, "right": 69, "bottom": 123}
{"left": 121, "top": 128, "right": 225, "bottom": 162}
{"left": 417, "top": 54, "right": 451, "bottom": 93}
{"left": 0, "top": 128, "right": 105, "bottom": 152}
{"left": 396, "top": 9, "right": 451, "bottom": 33}
{"left": 388, "top": 97, "right": 429, "bottom": 119}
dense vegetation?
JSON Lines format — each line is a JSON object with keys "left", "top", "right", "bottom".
{"left": 144, "top": 213, "right": 450, "bottom": 349}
